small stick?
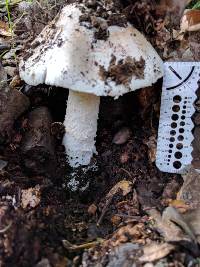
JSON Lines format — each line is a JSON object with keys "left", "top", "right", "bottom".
{"left": 62, "top": 238, "right": 103, "bottom": 251}
{"left": 97, "top": 196, "right": 113, "bottom": 226}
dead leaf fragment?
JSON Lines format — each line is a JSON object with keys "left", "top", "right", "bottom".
{"left": 139, "top": 242, "right": 175, "bottom": 262}
{"left": 181, "top": 9, "right": 200, "bottom": 32}
{"left": 112, "top": 223, "right": 147, "bottom": 246}
{"left": 21, "top": 185, "right": 41, "bottom": 209}
{"left": 111, "top": 215, "right": 121, "bottom": 226}
{"left": 88, "top": 204, "right": 97, "bottom": 215}
{"left": 144, "top": 136, "right": 157, "bottom": 163}
{"left": 107, "top": 180, "right": 133, "bottom": 198}
{"left": 162, "top": 206, "right": 196, "bottom": 241}
{"left": 9, "top": 75, "right": 22, "bottom": 88}
{"left": 97, "top": 180, "right": 132, "bottom": 225}
{"left": 148, "top": 207, "right": 195, "bottom": 243}
{"left": 0, "top": 21, "right": 12, "bottom": 37}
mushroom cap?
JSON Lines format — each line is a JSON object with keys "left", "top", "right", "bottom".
{"left": 19, "top": 3, "right": 163, "bottom": 97}
{"left": 180, "top": 9, "right": 200, "bottom": 32}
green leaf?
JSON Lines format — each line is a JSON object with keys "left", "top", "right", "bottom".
{"left": 192, "top": 1, "right": 200, "bottom": 9}
{"left": 187, "top": 0, "right": 200, "bottom": 9}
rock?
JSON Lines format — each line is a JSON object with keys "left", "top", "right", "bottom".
{"left": 112, "top": 127, "right": 132, "bottom": 145}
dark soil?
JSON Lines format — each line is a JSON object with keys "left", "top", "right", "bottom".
{"left": 1, "top": 0, "right": 195, "bottom": 266}
{"left": 0, "top": 83, "right": 183, "bottom": 267}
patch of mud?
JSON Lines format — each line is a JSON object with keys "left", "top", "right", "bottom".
{"left": 0, "top": 84, "right": 183, "bottom": 267}
{"left": 99, "top": 55, "right": 145, "bottom": 86}
{"left": 78, "top": 0, "right": 127, "bottom": 40}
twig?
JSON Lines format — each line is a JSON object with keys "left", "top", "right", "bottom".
{"left": 0, "top": 221, "right": 12, "bottom": 234}
{"left": 97, "top": 196, "right": 113, "bottom": 226}
{"left": 120, "top": 168, "right": 132, "bottom": 179}
{"left": 62, "top": 238, "right": 103, "bottom": 251}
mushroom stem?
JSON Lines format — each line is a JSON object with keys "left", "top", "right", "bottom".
{"left": 63, "top": 91, "right": 100, "bottom": 167}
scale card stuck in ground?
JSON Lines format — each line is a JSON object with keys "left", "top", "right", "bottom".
{"left": 156, "top": 62, "right": 200, "bottom": 174}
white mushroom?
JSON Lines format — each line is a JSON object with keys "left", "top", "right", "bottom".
{"left": 19, "top": 3, "right": 163, "bottom": 167}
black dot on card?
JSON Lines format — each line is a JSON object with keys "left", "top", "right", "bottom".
{"left": 173, "top": 161, "right": 182, "bottom": 169}
{"left": 172, "top": 114, "right": 179, "bottom": 121}
{"left": 176, "top": 143, "right": 183, "bottom": 150}
{"left": 175, "top": 152, "right": 182, "bottom": 159}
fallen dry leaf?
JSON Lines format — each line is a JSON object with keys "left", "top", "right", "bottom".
{"left": 148, "top": 207, "right": 195, "bottom": 243}
{"left": 111, "top": 215, "right": 121, "bottom": 226}
{"left": 107, "top": 180, "right": 133, "bottom": 198}
{"left": 181, "top": 9, "right": 200, "bottom": 32}
{"left": 9, "top": 75, "right": 22, "bottom": 88}
{"left": 162, "top": 207, "right": 196, "bottom": 241}
{"left": 111, "top": 223, "right": 147, "bottom": 247}
{"left": 139, "top": 242, "right": 175, "bottom": 262}
{"left": 97, "top": 180, "right": 132, "bottom": 225}
{"left": 0, "top": 21, "right": 12, "bottom": 37}
{"left": 177, "top": 168, "right": 200, "bottom": 243}
{"left": 21, "top": 185, "right": 41, "bottom": 209}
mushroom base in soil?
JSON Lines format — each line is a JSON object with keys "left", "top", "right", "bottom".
{"left": 63, "top": 91, "right": 100, "bottom": 167}
{"left": 19, "top": 3, "right": 163, "bottom": 168}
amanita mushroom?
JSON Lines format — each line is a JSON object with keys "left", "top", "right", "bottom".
{"left": 19, "top": 3, "right": 163, "bottom": 167}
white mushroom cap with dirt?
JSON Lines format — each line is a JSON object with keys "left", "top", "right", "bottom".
{"left": 19, "top": 3, "right": 163, "bottom": 167}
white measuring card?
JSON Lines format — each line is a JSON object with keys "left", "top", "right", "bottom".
{"left": 156, "top": 62, "right": 200, "bottom": 174}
